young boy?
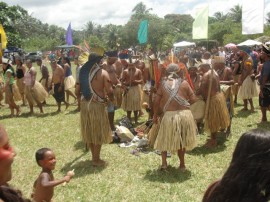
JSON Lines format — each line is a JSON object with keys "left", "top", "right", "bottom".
{"left": 32, "top": 148, "right": 74, "bottom": 202}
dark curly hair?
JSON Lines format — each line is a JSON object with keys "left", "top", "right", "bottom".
{"left": 0, "top": 185, "right": 31, "bottom": 202}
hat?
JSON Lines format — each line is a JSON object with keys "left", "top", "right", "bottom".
{"left": 105, "top": 50, "right": 118, "bottom": 58}
{"left": 90, "top": 47, "right": 105, "bottom": 57}
{"left": 262, "top": 45, "right": 270, "bottom": 56}
{"left": 212, "top": 56, "right": 225, "bottom": 64}
{"left": 237, "top": 45, "right": 252, "bottom": 55}
{"left": 2, "top": 57, "right": 10, "bottom": 64}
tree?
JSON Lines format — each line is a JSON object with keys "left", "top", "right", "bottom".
{"left": 131, "top": 2, "right": 152, "bottom": 20}
{"left": 228, "top": 4, "right": 242, "bottom": 22}
{"left": 213, "top": 12, "right": 227, "bottom": 22}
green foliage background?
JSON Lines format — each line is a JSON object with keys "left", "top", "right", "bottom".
{"left": 1, "top": 1, "right": 270, "bottom": 52}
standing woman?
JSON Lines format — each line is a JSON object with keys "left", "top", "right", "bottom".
{"left": 14, "top": 55, "right": 26, "bottom": 106}
{"left": 62, "top": 56, "right": 76, "bottom": 104}
{"left": 24, "top": 59, "right": 48, "bottom": 114}
{"left": 2, "top": 58, "right": 21, "bottom": 117}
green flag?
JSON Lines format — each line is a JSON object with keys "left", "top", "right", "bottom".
{"left": 138, "top": 20, "right": 148, "bottom": 44}
{"left": 192, "top": 5, "right": 209, "bottom": 39}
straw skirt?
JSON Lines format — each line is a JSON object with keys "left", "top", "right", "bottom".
{"left": 121, "top": 85, "right": 142, "bottom": 111}
{"left": 238, "top": 76, "right": 258, "bottom": 99}
{"left": 80, "top": 100, "right": 112, "bottom": 145}
{"left": 5, "top": 84, "right": 22, "bottom": 104}
{"left": 205, "top": 92, "right": 230, "bottom": 133}
{"left": 148, "top": 121, "right": 160, "bottom": 148}
{"left": 113, "top": 85, "right": 123, "bottom": 108}
{"left": 40, "top": 77, "right": 52, "bottom": 91}
{"left": 16, "top": 78, "right": 25, "bottom": 94}
{"left": 64, "top": 75, "right": 75, "bottom": 90}
{"left": 154, "top": 110, "right": 197, "bottom": 153}
{"left": 24, "top": 81, "right": 48, "bottom": 105}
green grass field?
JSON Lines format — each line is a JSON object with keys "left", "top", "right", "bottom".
{"left": 1, "top": 61, "right": 270, "bottom": 202}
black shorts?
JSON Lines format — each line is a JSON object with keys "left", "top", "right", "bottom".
{"left": 259, "top": 95, "right": 270, "bottom": 108}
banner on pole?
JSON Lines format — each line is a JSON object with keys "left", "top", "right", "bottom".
{"left": 192, "top": 5, "right": 209, "bottom": 39}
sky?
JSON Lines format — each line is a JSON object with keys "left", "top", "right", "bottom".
{"left": 2, "top": 0, "right": 270, "bottom": 30}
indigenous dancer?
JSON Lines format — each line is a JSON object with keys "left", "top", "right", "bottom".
{"left": 231, "top": 52, "right": 242, "bottom": 104}
{"left": 153, "top": 63, "right": 197, "bottom": 171}
{"left": 237, "top": 47, "right": 258, "bottom": 112}
{"left": 258, "top": 45, "right": 270, "bottom": 122}
{"left": 121, "top": 57, "right": 143, "bottom": 124}
{"left": 103, "top": 50, "right": 122, "bottom": 130}
{"left": 2, "top": 58, "right": 21, "bottom": 116}
{"left": 50, "top": 60, "right": 69, "bottom": 112}
{"left": 199, "top": 63, "right": 230, "bottom": 148}
{"left": 74, "top": 57, "right": 82, "bottom": 111}
{"left": 36, "top": 57, "right": 51, "bottom": 92}
{"left": 212, "top": 56, "right": 234, "bottom": 135}
{"left": 188, "top": 66, "right": 201, "bottom": 95}
{"left": 24, "top": 59, "right": 48, "bottom": 114}
{"left": 80, "top": 51, "right": 114, "bottom": 167}
{"left": 14, "top": 55, "right": 26, "bottom": 105}
{"left": 62, "top": 57, "right": 76, "bottom": 104}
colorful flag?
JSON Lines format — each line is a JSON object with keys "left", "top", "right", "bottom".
{"left": 65, "top": 22, "right": 73, "bottom": 45}
{"left": 242, "top": 0, "right": 264, "bottom": 35}
{"left": 192, "top": 5, "right": 209, "bottom": 39}
{"left": 138, "top": 20, "right": 148, "bottom": 44}
{"left": 0, "top": 24, "right": 7, "bottom": 49}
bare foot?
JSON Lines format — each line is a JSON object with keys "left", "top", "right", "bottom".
{"left": 250, "top": 108, "right": 255, "bottom": 113}
{"left": 204, "top": 139, "right": 217, "bottom": 148}
{"left": 240, "top": 108, "right": 248, "bottom": 111}
{"left": 92, "top": 159, "right": 107, "bottom": 167}
{"left": 65, "top": 103, "right": 70, "bottom": 110}
{"left": 16, "top": 107, "right": 21, "bottom": 116}
{"left": 159, "top": 164, "right": 168, "bottom": 171}
{"left": 179, "top": 165, "right": 186, "bottom": 172}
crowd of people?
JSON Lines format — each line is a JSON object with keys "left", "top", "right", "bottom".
{"left": 1, "top": 43, "right": 270, "bottom": 201}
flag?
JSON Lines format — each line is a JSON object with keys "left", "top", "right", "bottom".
{"left": 65, "top": 22, "right": 73, "bottom": 45}
{"left": 192, "top": 5, "right": 209, "bottom": 39}
{"left": 0, "top": 24, "right": 7, "bottom": 49}
{"left": 242, "top": 0, "right": 264, "bottom": 35}
{"left": 138, "top": 20, "right": 148, "bottom": 44}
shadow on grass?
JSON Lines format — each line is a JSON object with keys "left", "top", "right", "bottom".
{"left": 257, "top": 121, "right": 270, "bottom": 130}
{"left": 188, "top": 135, "right": 227, "bottom": 156}
{"left": 74, "top": 141, "right": 87, "bottom": 152}
{"left": 65, "top": 109, "right": 80, "bottom": 115}
{"left": 234, "top": 110, "right": 257, "bottom": 118}
{"left": 60, "top": 153, "right": 106, "bottom": 178}
{"left": 144, "top": 167, "right": 192, "bottom": 183}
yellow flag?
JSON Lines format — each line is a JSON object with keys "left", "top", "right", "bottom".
{"left": 0, "top": 24, "right": 7, "bottom": 49}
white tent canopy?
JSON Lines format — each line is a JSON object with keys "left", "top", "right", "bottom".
{"left": 173, "top": 41, "right": 196, "bottom": 47}
{"left": 237, "top": 39, "right": 262, "bottom": 46}
{"left": 265, "top": 41, "right": 270, "bottom": 45}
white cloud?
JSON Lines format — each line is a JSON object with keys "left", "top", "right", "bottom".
{"left": 2, "top": 0, "right": 270, "bottom": 30}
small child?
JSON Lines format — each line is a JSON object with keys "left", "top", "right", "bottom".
{"left": 32, "top": 148, "right": 74, "bottom": 202}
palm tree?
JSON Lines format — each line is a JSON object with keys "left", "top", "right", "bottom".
{"left": 131, "top": 2, "right": 152, "bottom": 20}
{"left": 228, "top": 4, "right": 242, "bottom": 22}
{"left": 213, "top": 12, "right": 227, "bottom": 22}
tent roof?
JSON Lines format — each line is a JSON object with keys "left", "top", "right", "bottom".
{"left": 55, "top": 45, "right": 77, "bottom": 49}
{"left": 173, "top": 41, "right": 196, "bottom": 47}
{"left": 237, "top": 39, "right": 262, "bottom": 46}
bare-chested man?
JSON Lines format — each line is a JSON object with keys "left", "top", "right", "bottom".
{"left": 237, "top": 48, "right": 258, "bottom": 112}
{"left": 80, "top": 52, "right": 114, "bottom": 166}
{"left": 199, "top": 63, "right": 230, "bottom": 148}
{"left": 153, "top": 63, "right": 197, "bottom": 170}
{"left": 213, "top": 56, "right": 234, "bottom": 135}
{"left": 50, "top": 60, "right": 69, "bottom": 112}
{"left": 121, "top": 58, "right": 143, "bottom": 124}
{"left": 103, "top": 51, "right": 122, "bottom": 130}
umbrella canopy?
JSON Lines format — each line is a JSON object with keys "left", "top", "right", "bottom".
{"left": 173, "top": 41, "right": 196, "bottom": 47}
{"left": 224, "top": 43, "right": 236, "bottom": 48}
{"left": 237, "top": 39, "right": 262, "bottom": 46}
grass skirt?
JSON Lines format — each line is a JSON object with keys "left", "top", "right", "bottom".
{"left": 238, "top": 76, "right": 258, "bottom": 99}
{"left": 148, "top": 121, "right": 160, "bottom": 148}
{"left": 205, "top": 92, "right": 230, "bottom": 133}
{"left": 232, "top": 75, "right": 239, "bottom": 95}
{"left": 121, "top": 85, "right": 142, "bottom": 111}
{"left": 40, "top": 77, "right": 52, "bottom": 91}
{"left": 154, "top": 110, "right": 197, "bottom": 153}
{"left": 5, "top": 84, "right": 22, "bottom": 104}
{"left": 220, "top": 85, "right": 234, "bottom": 116}
{"left": 64, "top": 75, "right": 75, "bottom": 90}
{"left": 16, "top": 78, "right": 25, "bottom": 94}
{"left": 24, "top": 81, "right": 48, "bottom": 105}
{"left": 113, "top": 86, "right": 123, "bottom": 108}
{"left": 80, "top": 100, "right": 112, "bottom": 145}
